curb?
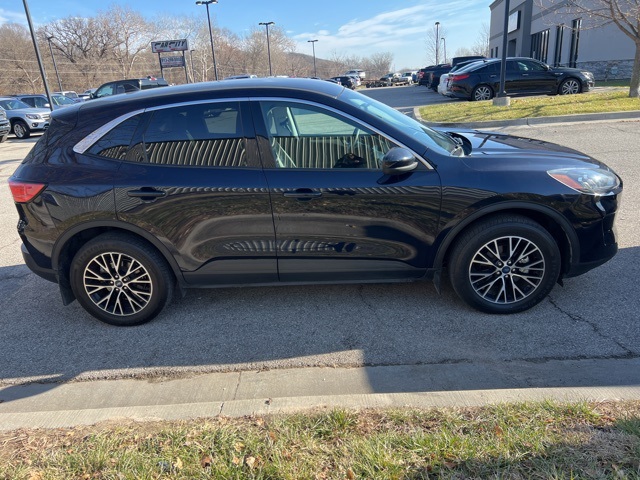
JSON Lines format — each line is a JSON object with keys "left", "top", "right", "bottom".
{"left": 413, "top": 108, "right": 640, "bottom": 129}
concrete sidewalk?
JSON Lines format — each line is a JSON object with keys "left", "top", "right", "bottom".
{"left": 2, "top": 358, "right": 640, "bottom": 431}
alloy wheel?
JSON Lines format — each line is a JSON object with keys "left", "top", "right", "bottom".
{"left": 561, "top": 79, "right": 580, "bottom": 95}
{"left": 468, "top": 236, "right": 545, "bottom": 304}
{"left": 13, "top": 122, "right": 27, "bottom": 139}
{"left": 474, "top": 85, "right": 493, "bottom": 101}
{"left": 83, "top": 252, "right": 153, "bottom": 316}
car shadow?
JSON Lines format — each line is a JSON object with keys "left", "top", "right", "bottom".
{"left": 0, "top": 245, "right": 639, "bottom": 404}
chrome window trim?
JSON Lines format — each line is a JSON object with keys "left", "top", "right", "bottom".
{"left": 73, "top": 108, "right": 144, "bottom": 154}
{"left": 249, "top": 96, "right": 433, "bottom": 170}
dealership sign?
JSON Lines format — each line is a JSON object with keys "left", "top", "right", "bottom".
{"left": 151, "top": 39, "right": 189, "bottom": 53}
{"left": 160, "top": 56, "right": 186, "bottom": 68}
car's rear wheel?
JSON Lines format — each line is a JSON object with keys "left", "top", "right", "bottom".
{"left": 70, "top": 233, "right": 174, "bottom": 326}
{"left": 471, "top": 84, "right": 494, "bottom": 101}
{"left": 448, "top": 215, "right": 561, "bottom": 314}
{"left": 559, "top": 78, "right": 581, "bottom": 95}
{"left": 12, "top": 120, "right": 30, "bottom": 139}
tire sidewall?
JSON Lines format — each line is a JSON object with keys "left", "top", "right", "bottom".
{"left": 472, "top": 85, "right": 494, "bottom": 101}
{"left": 450, "top": 221, "right": 560, "bottom": 314}
{"left": 70, "top": 237, "right": 170, "bottom": 326}
{"left": 13, "top": 120, "right": 29, "bottom": 139}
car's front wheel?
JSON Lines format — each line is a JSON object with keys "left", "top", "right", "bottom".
{"left": 559, "top": 78, "right": 582, "bottom": 95}
{"left": 448, "top": 215, "right": 561, "bottom": 314}
{"left": 471, "top": 84, "right": 494, "bottom": 101}
{"left": 70, "top": 233, "right": 174, "bottom": 326}
{"left": 12, "top": 120, "right": 30, "bottom": 139}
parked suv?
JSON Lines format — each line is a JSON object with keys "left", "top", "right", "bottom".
{"left": 0, "top": 107, "right": 10, "bottom": 142}
{"left": 14, "top": 93, "right": 77, "bottom": 110}
{"left": 0, "top": 97, "right": 50, "bottom": 139}
{"left": 90, "top": 77, "right": 169, "bottom": 99}
{"left": 8, "top": 79, "right": 621, "bottom": 325}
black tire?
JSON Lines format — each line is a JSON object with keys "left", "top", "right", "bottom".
{"left": 471, "top": 84, "right": 494, "bottom": 101}
{"left": 70, "top": 233, "right": 174, "bottom": 326}
{"left": 12, "top": 120, "right": 30, "bottom": 139}
{"left": 448, "top": 215, "right": 561, "bottom": 314}
{"left": 559, "top": 78, "right": 582, "bottom": 95}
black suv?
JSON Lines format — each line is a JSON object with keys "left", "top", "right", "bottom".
{"left": 90, "top": 77, "right": 169, "bottom": 99}
{"left": 9, "top": 78, "right": 621, "bottom": 325}
{"left": 448, "top": 57, "right": 595, "bottom": 101}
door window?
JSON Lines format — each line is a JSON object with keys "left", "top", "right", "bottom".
{"left": 259, "top": 101, "right": 396, "bottom": 169}
{"left": 141, "top": 102, "right": 253, "bottom": 167}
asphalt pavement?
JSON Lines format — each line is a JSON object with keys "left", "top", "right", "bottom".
{"left": 1, "top": 98, "right": 639, "bottom": 430}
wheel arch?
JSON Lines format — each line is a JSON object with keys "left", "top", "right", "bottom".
{"left": 433, "top": 202, "right": 578, "bottom": 277}
{"left": 52, "top": 221, "right": 186, "bottom": 303}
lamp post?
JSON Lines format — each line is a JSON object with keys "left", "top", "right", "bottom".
{"left": 435, "top": 22, "right": 440, "bottom": 64}
{"left": 441, "top": 37, "right": 447, "bottom": 64}
{"left": 308, "top": 39, "right": 318, "bottom": 77}
{"left": 46, "top": 35, "right": 63, "bottom": 91}
{"left": 190, "top": 49, "right": 196, "bottom": 83}
{"left": 22, "top": 0, "right": 54, "bottom": 111}
{"left": 259, "top": 21, "right": 275, "bottom": 76}
{"left": 196, "top": 0, "right": 218, "bottom": 81}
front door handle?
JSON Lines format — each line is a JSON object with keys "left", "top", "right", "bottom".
{"left": 127, "top": 188, "right": 166, "bottom": 200}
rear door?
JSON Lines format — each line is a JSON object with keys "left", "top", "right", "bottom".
{"left": 91, "top": 100, "right": 278, "bottom": 285}
{"left": 253, "top": 99, "right": 441, "bottom": 283}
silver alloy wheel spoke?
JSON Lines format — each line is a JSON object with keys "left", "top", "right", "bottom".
{"left": 469, "top": 235, "right": 545, "bottom": 304}
{"left": 562, "top": 80, "right": 580, "bottom": 94}
{"left": 83, "top": 252, "right": 153, "bottom": 316}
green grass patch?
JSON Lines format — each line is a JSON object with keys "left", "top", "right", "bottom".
{"left": 419, "top": 90, "right": 640, "bottom": 124}
{"left": 1, "top": 401, "right": 640, "bottom": 479}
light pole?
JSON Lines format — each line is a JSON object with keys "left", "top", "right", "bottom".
{"left": 196, "top": 0, "right": 218, "bottom": 81}
{"left": 22, "top": 0, "right": 54, "bottom": 111}
{"left": 46, "top": 35, "right": 63, "bottom": 91}
{"left": 441, "top": 37, "right": 447, "bottom": 64}
{"left": 259, "top": 21, "right": 275, "bottom": 76}
{"left": 308, "top": 39, "right": 318, "bottom": 77}
{"left": 435, "top": 21, "right": 440, "bottom": 64}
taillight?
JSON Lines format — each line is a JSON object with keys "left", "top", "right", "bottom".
{"left": 8, "top": 179, "right": 46, "bottom": 203}
{"left": 450, "top": 74, "right": 470, "bottom": 82}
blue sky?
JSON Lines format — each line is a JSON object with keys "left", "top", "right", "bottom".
{"left": 1, "top": 0, "right": 490, "bottom": 69}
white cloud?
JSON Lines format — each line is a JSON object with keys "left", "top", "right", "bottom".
{"left": 0, "top": 8, "right": 29, "bottom": 25}
{"left": 292, "top": 1, "right": 489, "bottom": 69}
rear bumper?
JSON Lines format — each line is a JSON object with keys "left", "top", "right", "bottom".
{"left": 22, "top": 243, "right": 57, "bottom": 283}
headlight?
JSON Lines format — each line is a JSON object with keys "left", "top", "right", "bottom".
{"left": 25, "top": 114, "right": 41, "bottom": 120}
{"left": 581, "top": 71, "right": 593, "bottom": 79}
{"left": 548, "top": 168, "right": 620, "bottom": 195}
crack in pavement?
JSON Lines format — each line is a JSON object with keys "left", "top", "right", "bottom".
{"left": 547, "top": 295, "right": 634, "bottom": 356}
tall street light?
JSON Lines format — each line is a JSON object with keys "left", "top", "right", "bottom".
{"left": 308, "top": 39, "right": 318, "bottom": 77}
{"left": 196, "top": 0, "right": 218, "bottom": 81}
{"left": 22, "top": 0, "right": 54, "bottom": 111}
{"left": 46, "top": 36, "right": 63, "bottom": 91}
{"left": 259, "top": 21, "right": 275, "bottom": 76}
{"left": 435, "top": 21, "right": 440, "bottom": 64}
{"left": 441, "top": 37, "right": 447, "bottom": 64}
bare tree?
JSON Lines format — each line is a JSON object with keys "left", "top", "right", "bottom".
{"left": 473, "top": 23, "right": 491, "bottom": 57}
{"left": 101, "top": 5, "right": 155, "bottom": 79}
{"left": 425, "top": 24, "right": 448, "bottom": 65}
{"left": 361, "top": 52, "right": 394, "bottom": 79}
{"left": 0, "top": 23, "right": 42, "bottom": 93}
{"left": 538, "top": 0, "right": 639, "bottom": 97}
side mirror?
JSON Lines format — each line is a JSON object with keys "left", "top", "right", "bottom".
{"left": 382, "top": 147, "right": 418, "bottom": 175}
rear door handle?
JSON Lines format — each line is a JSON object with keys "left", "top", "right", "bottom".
{"left": 283, "top": 188, "right": 322, "bottom": 199}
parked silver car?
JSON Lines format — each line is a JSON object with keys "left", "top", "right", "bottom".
{"left": 0, "top": 97, "right": 50, "bottom": 139}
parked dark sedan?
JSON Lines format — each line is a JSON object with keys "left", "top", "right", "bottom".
{"left": 448, "top": 57, "right": 595, "bottom": 101}
{"left": 9, "top": 78, "right": 621, "bottom": 325}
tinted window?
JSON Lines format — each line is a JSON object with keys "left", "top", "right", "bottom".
{"left": 476, "top": 62, "right": 499, "bottom": 74}
{"left": 516, "top": 60, "right": 547, "bottom": 72}
{"left": 260, "top": 101, "right": 397, "bottom": 169}
{"left": 94, "top": 84, "right": 114, "bottom": 98}
{"left": 88, "top": 114, "right": 142, "bottom": 160}
{"left": 141, "top": 102, "right": 250, "bottom": 167}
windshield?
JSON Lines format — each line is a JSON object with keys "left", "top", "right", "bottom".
{"left": 339, "top": 88, "right": 461, "bottom": 156}
{"left": 0, "top": 99, "right": 31, "bottom": 110}
{"left": 53, "top": 95, "right": 76, "bottom": 105}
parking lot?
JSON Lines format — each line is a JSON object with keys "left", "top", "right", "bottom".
{"left": 0, "top": 98, "right": 638, "bottom": 394}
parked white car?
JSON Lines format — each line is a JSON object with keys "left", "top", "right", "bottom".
{"left": 438, "top": 73, "right": 451, "bottom": 96}
{"left": 344, "top": 69, "right": 366, "bottom": 79}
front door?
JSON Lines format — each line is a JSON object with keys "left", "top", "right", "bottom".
{"left": 253, "top": 100, "right": 441, "bottom": 283}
